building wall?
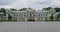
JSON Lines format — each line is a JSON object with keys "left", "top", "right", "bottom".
{"left": 7, "top": 11, "right": 52, "bottom": 21}
{"left": 1, "top": 9, "right": 57, "bottom": 21}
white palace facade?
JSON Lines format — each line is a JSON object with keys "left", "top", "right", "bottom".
{"left": 0, "top": 8, "right": 60, "bottom": 21}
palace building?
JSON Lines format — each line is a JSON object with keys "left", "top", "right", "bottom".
{"left": 0, "top": 8, "right": 60, "bottom": 21}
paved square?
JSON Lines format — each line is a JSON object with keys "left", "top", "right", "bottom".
{"left": 0, "top": 21, "right": 60, "bottom": 32}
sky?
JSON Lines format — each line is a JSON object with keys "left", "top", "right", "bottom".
{"left": 0, "top": 0, "right": 60, "bottom": 10}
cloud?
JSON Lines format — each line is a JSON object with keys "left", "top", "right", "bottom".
{"left": 0, "top": 0, "right": 16, "bottom": 6}
{"left": 9, "top": 0, "right": 51, "bottom": 9}
{"left": 0, "top": 0, "right": 60, "bottom": 10}
{"left": 0, "top": 0, "right": 17, "bottom": 8}
{"left": 50, "top": 0, "right": 60, "bottom": 7}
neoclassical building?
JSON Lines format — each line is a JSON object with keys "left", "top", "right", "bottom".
{"left": 0, "top": 8, "right": 60, "bottom": 21}
{"left": 5, "top": 8, "right": 56, "bottom": 21}
{"left": 0, "top": 12, "right": 4, "bottom": 20}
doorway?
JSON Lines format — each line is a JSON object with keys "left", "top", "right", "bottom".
{"left": 28, "top": 14, "right": 34, "bottom": 21}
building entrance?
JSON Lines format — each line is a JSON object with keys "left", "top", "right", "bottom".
{"left": 28, "top": 14, "right": 34, "bottom": 21}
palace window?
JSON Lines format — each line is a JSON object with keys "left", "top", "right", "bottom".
{"left": 39, "top": 14, "right": 40, "bottom": 16}
{"left": 41, "top": 15, "right": 42, "bottom": 16}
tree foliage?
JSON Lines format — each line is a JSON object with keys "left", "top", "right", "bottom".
{"left": 45, "top": 7, "right": 52, "bottom": 10}
{"left": 19, "top": 8, "right": 27, "bottom": 11}
{"left": 10, "top": 8, "right": 17, "bottom": 11}
{"left": 8, "top": 14, "right": 12, "bottom": 20}
{"left": 0, "top": 8, "right": 6, "bottom": 16}
{"left": 42, "top": 7, "right": 60, "bottom": 12}
{"left": 54, "top": 7, "right": 60, "bottom": 12}
{"left": 42, "top": 7, "right": 52, "bottom": 11}
{"left": 50, "top": 14, "right": 54, "bottom": 20}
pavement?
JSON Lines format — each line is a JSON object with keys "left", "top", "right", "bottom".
{"left": 0, "top": 22, "right": 60, "bottom": 32}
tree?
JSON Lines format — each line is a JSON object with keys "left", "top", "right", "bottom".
{"left": 50, "top": 14, "right": 54, "bottom": 21}
{"left": 8, "top": 14, "right": 12, "bottom": 20}
{"left": 0, "top": 8, "right": 6, "bottom": 16}
{"left": 28, "top": 7, "right": 33, "bottom": 10}
{"left": 46, "top": 7, "right": 52, "bottom": 10}
{"left": 0, "top": 9, "right": 1, "bottom": 12}
{"left": 42, "top": 8, "right": 46, "bottom": 11}
{"left": 10, "top": 8, "right": 17, "bottom": 11}
{"left": 42, "top": 7, "right": 52, "bottom": 11}
{"left": 19, "top": 8, "right": 27, "bottom": 11}
{"left": 42, "top": 7, "right": 55, "bottom": 21}
{"left": 54, "top": 7, "right": 60, "bottom": 12}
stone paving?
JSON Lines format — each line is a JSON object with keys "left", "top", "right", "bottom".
{"left": 0, "top": 22, "right": 60, "bottom": 32}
